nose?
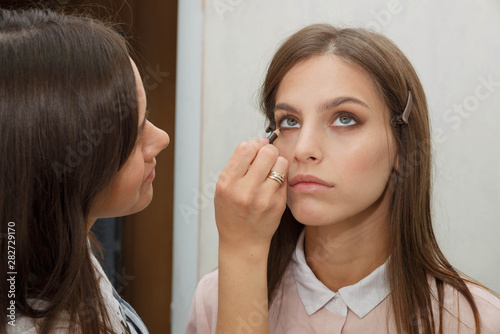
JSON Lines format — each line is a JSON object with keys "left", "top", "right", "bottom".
{"left": 144, "top": 122, "right": 170, "bottom": 161}
{"left": 293, "top": 125, "right": 323, "bottom": 164}
{"left": 159, "top": 128, "right": 170, "bottom": 150}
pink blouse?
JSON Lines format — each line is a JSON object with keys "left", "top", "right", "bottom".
{"left": 186, "top": 231, "right": 500, "bottom": 333}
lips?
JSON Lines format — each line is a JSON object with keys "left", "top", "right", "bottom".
{"left": 145, "top": 165, "right": 156, "bottom": 182}
{"left": 288, "top": 174, "right": 333, "bottom": 193}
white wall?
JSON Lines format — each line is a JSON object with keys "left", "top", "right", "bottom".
{"left": 171, "top": 1, "right": 203, "bottom": 333}
{"left": 173, "top": 0, "right": 500, "bottom": 330}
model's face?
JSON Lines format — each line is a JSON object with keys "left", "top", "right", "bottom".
{"left": 273, "top": 55, "right": 397, "bottom": 226}
{"left": 90, "top": 59, "right": 169, "bottom": 219}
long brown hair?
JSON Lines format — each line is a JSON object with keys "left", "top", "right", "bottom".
{"left": 0, "top": 8, "right": 138, "bottom": 333}
{"left": 262, "top": 24, "right": 485, "bottom": 334}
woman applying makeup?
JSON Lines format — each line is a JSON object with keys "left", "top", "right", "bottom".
{"left": 187, "top": 24, "right": 500, "bottom": 334}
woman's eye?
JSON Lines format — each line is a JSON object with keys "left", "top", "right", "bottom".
{"left": 332, "top": 115, "right": 357, "bottom": 127}
{"left": 279, "top": 117, "right": 300, "bottom": 128}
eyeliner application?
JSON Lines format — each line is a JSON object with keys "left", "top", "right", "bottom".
{"left": 267, "top": 128, "right": 281, "bottom": 144}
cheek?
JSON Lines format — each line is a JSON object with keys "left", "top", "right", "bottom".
{"left": 338, "top": 132, "right": 395, "bottom": 190}
{"left": 275, "top": 134, "right": 297, "bottom": 160}
{"left": 123, "top": 151, "right": 146, "bottom": 187}
{"left": 112, "top": 151, "right": 145, "bottom": 195}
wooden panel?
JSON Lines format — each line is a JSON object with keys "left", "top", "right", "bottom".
{"left": 121, "top": 1, "right": 177, "bottom": 333}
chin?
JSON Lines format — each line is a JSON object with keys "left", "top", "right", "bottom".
{"left": 126, "top": 192, "right": 154, "bottom": 216}
{"left": 289, "top": 205, "right": 329, "bottom": 226}
{"left": 137, "top": 195, "right": 154, "bottom": 213}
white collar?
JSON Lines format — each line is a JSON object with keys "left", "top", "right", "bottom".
{"left": 291, "top": 230, "right": 390, "bottom": 318}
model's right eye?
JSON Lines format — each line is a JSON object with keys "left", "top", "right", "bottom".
{"left": 279, "top": 116, "right": 300, "bottom": 129}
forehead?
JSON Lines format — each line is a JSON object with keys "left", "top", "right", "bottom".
{"left": 129, "top": 58, "right": 146, "bottom": 115}
{"left": 276, "top": 55, "right": 385, "bottom": 112}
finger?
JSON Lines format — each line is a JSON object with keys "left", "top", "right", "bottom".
{"left": 245, "top": 144, "right": 279, "bottom": 184}
{"left": 263, "top": 156, "right": 289, "bottom": 190}
{"left": 223, "top": 138, "right": 269, "bottom": 178}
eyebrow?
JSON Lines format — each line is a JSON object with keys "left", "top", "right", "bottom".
{"left": 319, "top": 96, "right": 369, "bottom": 111}
{"left": 274, "top": 96, "right": 370, "bottom": 114}
{"left": 138, "top": 109, "right": 150, "bottom": 136}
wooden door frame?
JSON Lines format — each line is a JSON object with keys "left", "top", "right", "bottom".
{"left": 120, "top": 1, "right": 178, "bottom": 333}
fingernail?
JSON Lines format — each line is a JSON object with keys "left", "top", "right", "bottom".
{"left": 259, "top": 137, "right": 269, "bottom": 142}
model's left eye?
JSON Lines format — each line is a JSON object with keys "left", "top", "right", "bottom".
{"left": 332, "top": 115, "right": 357, "bottom": 127}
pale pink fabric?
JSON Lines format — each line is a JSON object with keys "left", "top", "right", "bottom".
{"left": 186, "top": 232, "right": 500, "bottom": 333}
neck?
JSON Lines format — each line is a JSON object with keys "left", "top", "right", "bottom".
{"left": 303, "top": 192, "right": 392, "bottom": 292}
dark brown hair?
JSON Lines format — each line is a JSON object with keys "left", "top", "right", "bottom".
{"left": 0, "top": 8, "right": 138, "bottom": 333}
{"left": 262, "top": 24, "right": 486, "bottom": 334}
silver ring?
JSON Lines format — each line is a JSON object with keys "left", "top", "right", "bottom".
{"left": 267, "top": 171, "right": 285, "bottom": 185}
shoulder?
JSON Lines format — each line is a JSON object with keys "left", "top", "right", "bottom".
{"left": 197, "top": 270, "right": 219, "bottom": 294}
{"left": 193, "top": 269, "right": 219, "bottom": 315}
{"left": 6, "top": 316, "right": 38, "bottom": 334}
{"left": 186, "top": 270, "right": 219, "bottom": 334}
{"left": 438, "top": 281, "right": 500, "bottom": 332}
{"left": 467, "top": 283, "right": 500, "bottom": 308}
{"left": 192, "top": 269, "right": 219, "bottom": 306}
{"left": 6, "top": 312, "right": 74, "bottom": 334}
{"left": 467, "top": 283, "right": 500, "bottom": 330}
{"left": 6, "top": 255, "right": 126, "bottom": 334}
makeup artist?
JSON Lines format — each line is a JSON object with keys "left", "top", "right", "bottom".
{"left": 187, "top": 24, "right": 500, "bottom": 334}
{"left": 0, "top": 7, "right": 172, "bottom": 333}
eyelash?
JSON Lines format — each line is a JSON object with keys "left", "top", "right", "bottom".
{"left": 276, "top": 112, "right": 359, "bottom": 129}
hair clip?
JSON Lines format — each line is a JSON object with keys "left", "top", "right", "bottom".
{"left": 391, "top": 91, "right": 413, "bottom": 127}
